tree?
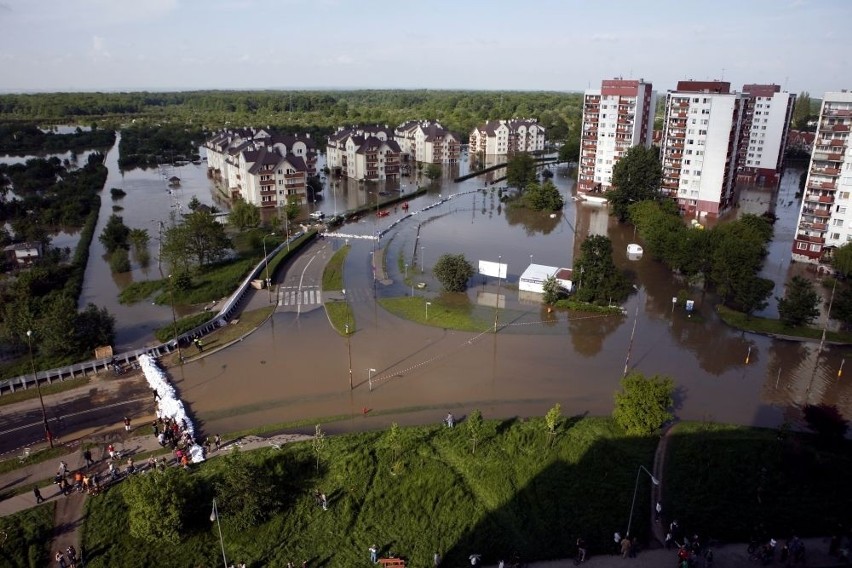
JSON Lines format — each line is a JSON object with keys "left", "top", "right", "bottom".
{"left": 466, "top": 409, "right": 484, "bottom": 455}
{"left": 312, "top": 423, "right": 326, "bottom": 472}
{"left": 832, "top": 242, "right": 852, "bottom": 278}
{"left": 99, "top": 214, "right": 130, "bottom": 253}
{"left": 803, "top": 403, "right": 849, "bottom": 443}
{"left": 187, "top": 196, "right": 201, "bottom": 211}
{"left": 433, "top": 254, "right": 475, "bottom": 292}
{"left": 381, "top": 422, "right": 407, "bottom": 475}
{"left": 229, "top": 198, "right": 261, "bottom": 230}
{"left": 558, "top": 137, "right": 580, "bottom": 164}
{"left": 777, "top": 276, "right": 820, "bottom": 327}
{"left": 613, "top": 372, "right": 674, "bottom": 436}
{"left": 214, "top": 448, "right": 277, "bottom": 530}
{"left": 544, "top": 403, "right": 562, "bottom": 447}
{"left": 606, "top": 146, "right": 662, "bottom": 222}
{"left": 109, "top": 248, "right": 131, "bottom": 273}
{"left": 793, "top": 92, "right": 812, "bottom": 131}
{"left": 572, "top": 235, "right": 632, "bottom": 304}
{"left": 123, "top": 468, "right": 199, "bottom": 544}
{"left": 424, "top": 163, "right": 442, "bottom": 183}
{"left": 709, "top": 219, "right": 773, "bottom": 313}
{"left": 506, "top": 153, "right": 537, "bottom": 189}
{"left": 74, "top": 303, "right": 115, "bottom": 353}
{"left": 542, "top": 275, "right": 561, "bottom": 305}
{"left": 829, "top": 285, "right": 852, "bottom": 328}
{"left": 162, "top": 210, "right": 230, "bottom": 270}
{"left": 523, "top": 179, "right": 564, "bottom": 212}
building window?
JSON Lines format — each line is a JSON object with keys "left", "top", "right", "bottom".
{"left": 833, "top": 233, "right": 842, "bottom": 240}
{"left": 797, "top": 242, "right": 808, "bottom": 250}
{"left": 834, "top": 219, "right": 844, "bottom": 227}
{"left": 810, "top": 244, "right": 821, "bottom": 252}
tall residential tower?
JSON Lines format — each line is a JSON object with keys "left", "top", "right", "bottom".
{"left": 792, "top": 91, "right": 852, "bottom": 264}
{"left": 578, "top": 79, "right": 655, "bottom": 196}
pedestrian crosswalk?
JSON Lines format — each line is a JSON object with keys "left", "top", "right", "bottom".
{"left": 278, "top": 286, "right": 322, "bottom": 308}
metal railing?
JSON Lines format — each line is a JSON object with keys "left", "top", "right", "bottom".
{"left": 0, "top": 231, "right": 305, "bottom": 395}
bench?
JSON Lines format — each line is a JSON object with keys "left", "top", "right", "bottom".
{"left": 378, "top": 558, "right": 406, "bottom": 567}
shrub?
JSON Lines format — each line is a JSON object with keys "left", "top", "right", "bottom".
{"left": 613, "top": 372, "right": 674, "bottom": 435}
{"left": 433, "top": 253, "right": 475, "bottom": 292}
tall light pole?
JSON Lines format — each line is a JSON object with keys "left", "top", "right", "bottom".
{"left": 626, "top": 465, "right": 660, "bottom": 538}
{"left": 25, "top": 330, "right": 53, "bottom": 448}
{"left": 426, "top": 301, "right": 432, "bottom": 321}
{"left": 368, "top": 368, "right": 376, "bottom": 392}
{"left": 420, "top": 245, "right": 425, "bottom": 272}
{"left": 210, "top": 498, "right": 228, "bottom": 568}
{"left": 263, "top": 232, "right": 276, "bottom": 304}
{"left": 344, "top": 289, "right": 353, "bottom": 390}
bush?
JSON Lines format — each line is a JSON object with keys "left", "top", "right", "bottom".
{"left": 123, "top": 468, "right": 200, "bottom": 544}
{"left": 613, "top": 372, "right": 674, "bottom": 435}
{"left": 108, "top": 249, "right": 131, "bottom": 273}
{"left": 433, "top": 253, "right": 475, "bottom": 292}
{"left": 803, "top": 404, "right": 849, "bottom": 443}
{"left": 110, "top": 187, "right": 126, "bottom": 199}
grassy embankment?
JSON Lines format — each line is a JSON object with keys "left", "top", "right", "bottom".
{"left": 0, "top": 503, "right": 54, "bottom": 567}
{"left": 81, "top": 416, "right": 657, "bottom": 567}
{"left": 716, "top": 305, "right": 852, "bottom": 343}
{"left": 322, "top": 245, "right": 354, "bottom": 335}
{"left": 665, "top": 421, "right": 852, "bottom": 540}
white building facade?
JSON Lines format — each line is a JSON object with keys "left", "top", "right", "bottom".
{"left": 394, "top": 121, "right": 460, "bottom": 164}
{"left": 204, "top": 129, "right": 316, "bottom": 209}
{"left": 660, "top": 81, "right": 746, "bottom": 216}
{"left": 738, "top": 84, "right": 796, "bottom": 186}
{"left": 578, "top": 79, "right": 655, "bottom": 195}
{"left": 326, "top": 126, "right": 401, "bottom": 181}
{"left": 469, "top": 119, "right": 546, "bottom": 157}
{"left": 792, "top": 91, "right": 852, "bottom": 264}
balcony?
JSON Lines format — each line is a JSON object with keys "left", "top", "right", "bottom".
{"left": 821, "top": 123, "right": 850, "bottom": 133}
{"left": 826, "top": 109, "right": 852, "bottom": 118}
{"left": 803, "top": 207, "right": 832, "bottom": 218}
{"left": 796, "top": 234, "right": 825, "bottom": 244}
{"left": 808, "top": 181, "right": 837, "bottom": 191}
{"left": 813, "top": 167, "right": 841, "bottom": 176}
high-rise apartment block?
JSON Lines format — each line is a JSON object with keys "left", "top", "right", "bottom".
{"left": 659, "top": 81, "right": 746, "bottom": 216}
{"left": 738, "top": 84, "right": 796, "bottom": 186}
{"left": 578, "top": 79, "right": 655, "bottom": 195}
{"left": 792, "top": 91, "right": 852, "bottom": 263}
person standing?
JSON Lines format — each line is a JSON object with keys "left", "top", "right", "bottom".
{"left": 58, "top": 460, "right": 68, "bottom": 477}
{"left": 620, "top": 535, "right": 632, "bottom": 558}
{"left": 613, "top": 532, "right": 622, "bottom": 555}
{"left": 83, "top": 448, "right": 94, "bottom": 467}
{"left": 55, "top": 551, "right": 67, "bottom": 568}
{"left": 321, "top": 492, "right": 328, "bottom": 511}
{"left": 214, "top": 434, "right": 221, "bottom": 452}
{"left": 123, "top": 416, "right": 131, "bottom": 431}
{"left": 445, "top": 413, "right": 454, "bottom": 428}
{"left": 655, "top": 501, "right": 662, "bottom": 522}
{"left": 369, "top": 544, "right": 378, "bottom": 563}
{"left": 33, "top": 486, "right": 44, "bottom": 503}
{"left": 433, "top": 551, "right": 441, "bottom": 566}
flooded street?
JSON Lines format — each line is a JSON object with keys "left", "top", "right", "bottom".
{"left": 166, "top": 159, "right": 852, "bottom": 436}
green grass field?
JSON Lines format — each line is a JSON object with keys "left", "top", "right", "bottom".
{"left": 325, "top": 300, "right": 355, "bottom": 335}
{"left": 322, "top": 245, "right": 350, "bottom": 291}
{"left": 0, "top": 503, "right": 54, "bottom": 567}
{"left": 82, "top": 417, "right": 656, "bottom": 567}
{"left": 378, "top": 296, "right": 492, "bottom": 332}
{"left": 716, "top": 305, "right": 852, "bottom": 343}
{"left": 664, "top": 421, "right": 852, "bottom": 540}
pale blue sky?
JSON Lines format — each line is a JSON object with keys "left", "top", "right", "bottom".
{"left": 0, "top": 0, "right": 848, "bottom": 95}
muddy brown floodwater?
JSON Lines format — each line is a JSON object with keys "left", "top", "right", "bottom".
{"left": 171, "top": 164, "right": 852, "bottom": 437}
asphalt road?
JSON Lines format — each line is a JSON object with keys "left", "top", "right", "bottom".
{"left": 0, "top": 374, "right": 153, "bottom": 456}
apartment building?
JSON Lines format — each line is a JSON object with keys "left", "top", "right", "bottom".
{"left": 737, "top": 84, "right": 796, "bottom": 186}
{"left": 326, "top": 125, "right": 401, "bottom": 181}
{"left": 394, "top": 120, "right": 461, "bottom": 164}
{"left": 792, "top": 91, "right": 852, "bottom": 264}
{"left": 578, "top": 78, "right": 655, "bottom": 195}
{"left": 469, "top": 119, "right": 546, "bottom": 157}
{"left": 204, "top": 128, "right": 317, "bottom": 208}
{"left": 659, "top": 81, "right": 746, "bottom": 216}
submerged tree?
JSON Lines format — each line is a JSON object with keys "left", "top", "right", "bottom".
{"left": 777, "top": 276, "right": 820, "bottom": 327}
{"left": 606, "top": 146, "right": 662, "bottom": 222}
{"left": 433, "top": 254, "right": 475, "bottom": 292}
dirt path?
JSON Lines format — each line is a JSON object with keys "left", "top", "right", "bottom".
{"left": 49, "top": 492, "right": 86, "bottom": 565}
{"left": 650, "top": 421, "right": 679, "bottom": 546}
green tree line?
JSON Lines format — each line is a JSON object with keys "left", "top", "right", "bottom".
{"left": 0, "top": 123, "right": 115, "bottom": 154}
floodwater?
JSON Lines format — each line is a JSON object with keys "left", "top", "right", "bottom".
{"left": 77, "top": 133, "right": 224, "bottom": 349}
{"left": 169, "top": 160, "right": 852, "bottom": 438}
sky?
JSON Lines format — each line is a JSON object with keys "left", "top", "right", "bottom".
{"left": 0, "top": 0, "right": 849, "bottom": 95}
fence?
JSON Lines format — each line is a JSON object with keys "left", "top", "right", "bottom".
{"left": 0, "top": 231, "right": 307, "bottom": 395}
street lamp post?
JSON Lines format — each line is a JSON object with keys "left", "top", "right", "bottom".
{"left": 25, "top": 330, "right": 53, "bottom": 448}
{"left": 420, "top": 245, "right": 425, "bottom": 272}
{"left": 368, "top": 368, "right": 377, "bottom": 392}
{"left": 263, "top": 232, "right": 276, "bottom": 304}
{"left": 210, "top": 498, "right": 228, "bottom": 568}
{"left": 626, "top": 465, "right": 660, "bottom": 538}
{"left": 426, "top": 301, "right": 431, "bottom": 320}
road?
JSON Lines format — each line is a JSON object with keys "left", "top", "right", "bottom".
{"left": 0, "top": 373, "right": 153, "bottom": 456}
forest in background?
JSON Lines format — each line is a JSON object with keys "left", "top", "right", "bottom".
{"left": 0, "top": 90, "right": 584, "bottom": 145}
